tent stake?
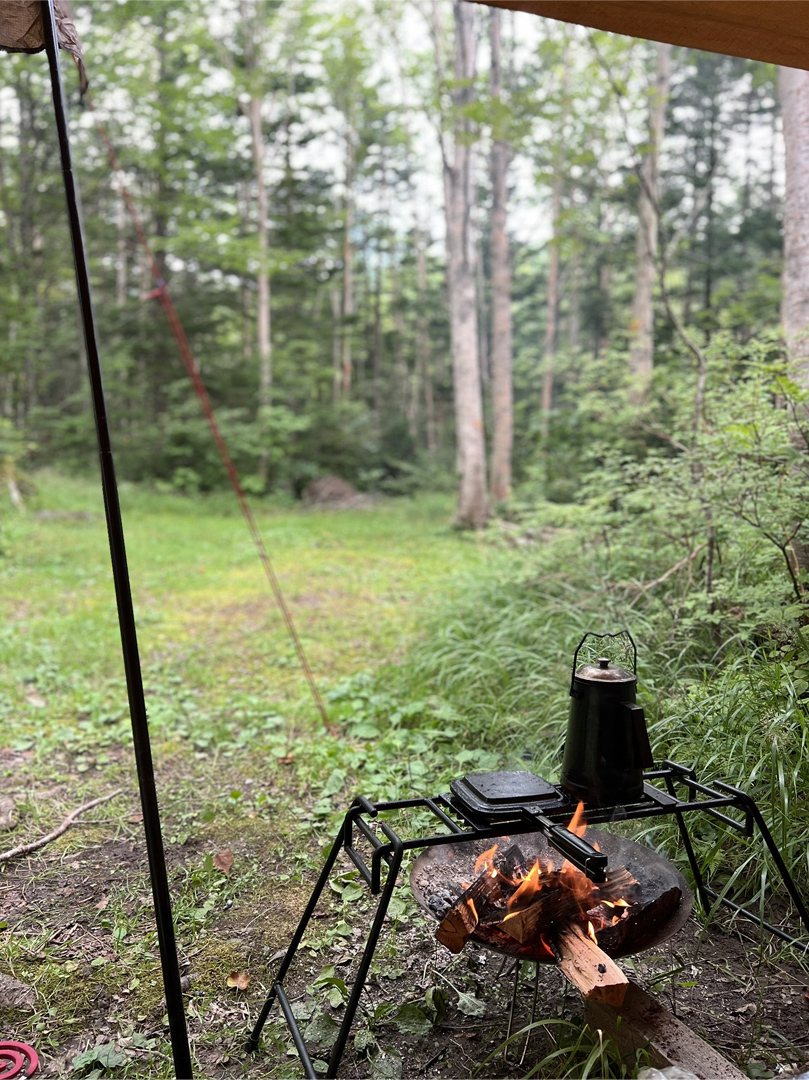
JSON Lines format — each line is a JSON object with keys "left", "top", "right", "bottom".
{"left": 39, "top": 3, "right": 192, "bottom": 1076}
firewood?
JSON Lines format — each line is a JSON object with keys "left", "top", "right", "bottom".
{"left": 435, "top": 870, "right": 504, "bottom": 952}
{"left": 554, "top": 923, "right": 628, "bottom": 1007}
{"left": 598, "top": 865, "right": 641, "bottom": 903}
{"left": 495, "top": 844, "right": 527, "bottom": 879}
{"left": 498, "top": 885, "right": 578, "bottom": 943}
{"left": 585, "top": 982, "right": 747, "bottom": 1078}
{"left": 596, "top": 885, "right": 681, "bottom": 955}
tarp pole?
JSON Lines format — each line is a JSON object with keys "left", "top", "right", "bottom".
{"left": 38, "top": 3, "right": 193, "bottom": 1076}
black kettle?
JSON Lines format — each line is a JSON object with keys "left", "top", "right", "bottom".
{"left": 560, "top": 631, "right": 654, "bottom": 806}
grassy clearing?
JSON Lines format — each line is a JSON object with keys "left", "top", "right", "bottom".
{"left": 2, "top": 475, "right": 807, "bottom": 1078}
{"left": 0, "top": 473, "right": 538, "bottom": 1079}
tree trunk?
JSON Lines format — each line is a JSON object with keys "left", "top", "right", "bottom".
{"left": 416, "top": 228, "right": 437, "bottom": 454}
{"left": 445, "top": 0, "right": 489, "bottom": 527}
{"left": 116, "top": 197, "right": 127, "bottom": 308}
{"left": 541, "top": 153, "right": 563, "bottom": 423}
{"left": 780, "top": 65, "right": 809, "bottom": 378}
{"left": 249, "top": 92, "right": 273, "bottom": 485}
{"left": 330, "top": 286, "right": 342, "bottom": 406}
{"left": 372, "top": 251, "right": 383, "bottom": 436}
{"left": 489, "top": 7, "right": 513, "bottom": 504}
{"left": 341, "top": 128, "right": 356, "bottom": 399}
{"left": 628, "top": 42, "right": 671, "bottom": 386}
{"left": 541, "top": 42, "right": 568, "bottom": 431}
{"left": 779, "top": 65, "right": 809, "bottom": 579}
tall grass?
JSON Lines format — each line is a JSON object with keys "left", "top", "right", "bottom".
{"left": 394, "top": 521, "right": 809, "bottom": 909}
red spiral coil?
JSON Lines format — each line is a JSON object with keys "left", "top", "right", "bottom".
{"left": 0, "top": 1043, "right": 38, "bottom": 1079}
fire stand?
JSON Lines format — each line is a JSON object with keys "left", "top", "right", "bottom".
{"left": 247, "top": 761, "right": 809, "bottom": 1079}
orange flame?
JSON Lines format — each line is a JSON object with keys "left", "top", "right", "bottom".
{"left": 507, "top": 860, "right": 542, "bottom": 910}
{"left": 587, "top": 920, "right": 597, "bottom": 944}
{"left": 474, "top": 844, "right": 499, "bottom": 876}
{"left": 567, "top": 800, "right": 587, "bottom": 838}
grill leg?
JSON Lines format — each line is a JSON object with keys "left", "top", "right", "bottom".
{"left": 326, "top": 845, "right": 404, "bottom": 1078}
{"left": 697, "top": 790, "right": 809, "bottom": 945}
{"left": 663, "top": 772, "right": 713, "bottom": 913}
{"left": 503, "top": 960, "right": 521, "bottom": 1064}
{"left": 519, "top": 963, "right": 540, "bottom": 1066}
{"left": 246, "top": 817, "right": 347, "bottom": 1055}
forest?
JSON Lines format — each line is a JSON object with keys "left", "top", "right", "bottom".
{"left": 3, "top": 1, "right": 809, "bottom": 1077}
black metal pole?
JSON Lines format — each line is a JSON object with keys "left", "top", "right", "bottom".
{"left": 39, "top": 5, "right": 193, "bottom": 1076}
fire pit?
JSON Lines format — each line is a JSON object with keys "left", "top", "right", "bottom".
{"left": 247, "top": 631, "right": 809, "bottom": 1080}
{"left": 411, "top": 822, "right": 692, "bottom": 963}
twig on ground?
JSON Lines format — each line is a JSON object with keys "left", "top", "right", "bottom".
{"left": 0, "top": 789, "right": 124, "bottom": 864}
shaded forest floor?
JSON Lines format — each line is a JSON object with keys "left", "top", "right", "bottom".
{"left": 1, "top": 475, "right": 808, "bottom": 1079}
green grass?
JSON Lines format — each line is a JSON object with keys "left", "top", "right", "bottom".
{"left": 0, "top": 472, "right": 496, "bottom": 756}
{"left": 0, "top": 472, "right": 512, "bottom": 1078}
{"left": 3, "top": 472, "right": 807, "bottom": 1078}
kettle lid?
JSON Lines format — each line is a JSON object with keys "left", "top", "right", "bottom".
{"left": 575, "top": 657, "right": 635, "bottom": 683}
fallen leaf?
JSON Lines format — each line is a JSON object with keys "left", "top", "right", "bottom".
{"left": 455, "top": 990, "right": 486, "bottom": 1017}
{"left": 226, "top": 971, "right": 250, "bottom": 991}
{"left": 0, "top": 796, "right": 17, "bottom": 832}
{"left": 213, "top": 849, "right": 234, "bottom": 876}
{"left": 129, "top": 812, "right": 143, "bottom": 824}
{"left": 0, "top": 973, "right": 36, "bottom": 1010}
{"left": 278, "top": 756, "right": 294, "bottom": 765}
{"left": 26, "top": 690, "right": 46, "bottom": 708}
{"left": 732, "top": 1002, "right": 757, "bottom": 1017}
{"left": 95, "top": 895, "right": 110, "bottom": 911}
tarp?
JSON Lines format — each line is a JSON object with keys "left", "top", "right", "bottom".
{"left": 0, "top": 0, "right": 87, "bottom": 89}
{"left": 472, "top": 1, "right": 809, "bottom": 72}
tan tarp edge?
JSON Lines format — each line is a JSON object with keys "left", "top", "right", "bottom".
{"left": 0, "top": 0, "right": 87, "bottom": 89}
{"left": 471, "top": 1, "right": 809, "bottom": 72}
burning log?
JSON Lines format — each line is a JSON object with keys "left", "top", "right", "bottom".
{"left": 555, "top": 923, "right": 628, "bottom": 1006}
{"left": 435, "top": 833, "right": 647, "bottom": 959}
{"left": 435, "top": 870, "right": 504, "bottom": 953}
{"left": 498, "top": 883, "right": 573, "bottom": 944}
{"left": 596, "top": 885, "right": 681, "bottom": 955}
{"left": 429, "top": 806, "right": 686, "bottom": 996}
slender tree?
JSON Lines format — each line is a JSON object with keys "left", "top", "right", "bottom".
{"left": 432, "top": 0, "right": 489, "bottom": 527}
{"left": 628, "top": 42, "right": 672, "bottom": 386}
{"left": 780, "top": 65, "right": 809, "bottom": 379}
{"left": 540, "top": 34, "right": 568, "bottom": 431}
{"left": 240, "top": 0, "right": 273, "bottom": 484}
{"left": 489, "top": 8, "right": 513, "bottom": 503}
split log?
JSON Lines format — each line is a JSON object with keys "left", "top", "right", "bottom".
{"left": 596, "top": 885, "right": 681, "bottom": 955}
{"left": 554, "top": 923, "right": 628, "bottom": 1007}
{"left": 435, "top": 871, "right": 504, "bottom": 952}
{"left": 498, "top": 885, "right": 574, "bottom": 943}
{"left": 585, "top": 981, "right": 747, "bottom": 1079}
{"left": 495, "top": 844, "right": 527, "bottom": 878}
{"left": 599, "top": 865, "right": 642, "bottom": 902}
{"left": 497, "top": 864, "right": 641, "bottom": 945}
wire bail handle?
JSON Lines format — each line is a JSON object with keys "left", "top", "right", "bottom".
{"left": 569, "top": 630, "right": 637, "bottom": 697}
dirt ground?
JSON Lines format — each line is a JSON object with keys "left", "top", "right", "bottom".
{"left": 2, "top": 758, "right": 808, "bottom": 1079}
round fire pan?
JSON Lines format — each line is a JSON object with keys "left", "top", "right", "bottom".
{"left": 410, "top": 829, "right": 692, "bottom": 962}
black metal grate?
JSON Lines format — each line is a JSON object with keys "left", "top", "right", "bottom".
{"left": 248, "top": 761, "right": 809, "bottom": 1079}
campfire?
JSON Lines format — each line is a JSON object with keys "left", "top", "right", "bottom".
{"left": 412, "top": 803, "right": 688, "bottom": 1006}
